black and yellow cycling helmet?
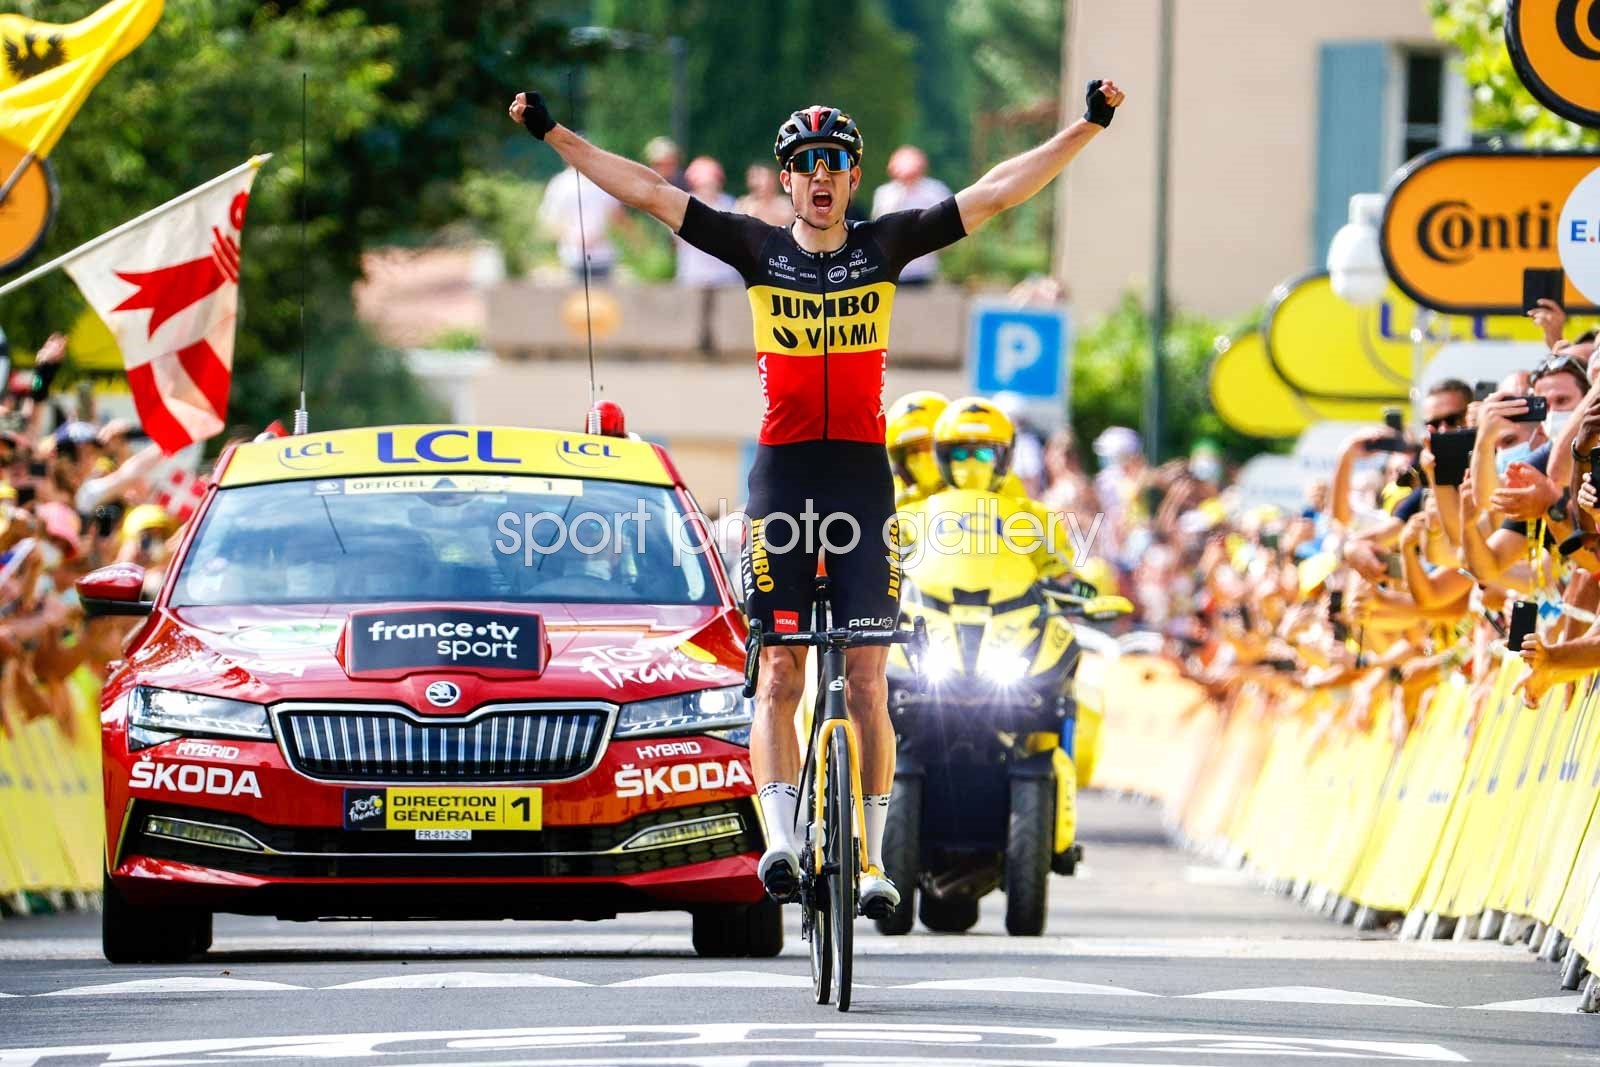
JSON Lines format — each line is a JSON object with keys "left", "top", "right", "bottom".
{"left": 933, "top": 397, "right": 1015, "bottom": 492}
{"left": 886, "top": 390, "right": 949, "bottom": 494}
{"left": 774, "top": 105, "right": 864, "bottom": 168}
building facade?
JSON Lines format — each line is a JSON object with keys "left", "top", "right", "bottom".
{"left": 1055, "top": 0, "right": 1465, "bottom": 320}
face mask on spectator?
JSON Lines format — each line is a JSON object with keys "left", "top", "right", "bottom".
{"left": 1544, "top": 408, "right": 1575, "bottom": 442}
{"left": 1497, "top": 441, "right": 1535, "bottom": 476}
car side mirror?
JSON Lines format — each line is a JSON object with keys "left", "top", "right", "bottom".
{"left": 78, "top": 564, "right": 155, "bottom": 617}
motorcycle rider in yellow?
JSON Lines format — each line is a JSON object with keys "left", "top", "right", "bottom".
{"left": 887, "top": 391, "right": 1030, "bottom": 508}
{"left": 887, "top": 391, "right": 949, "bottom": 507}
{"left": 899, "top": 397, "right": 1078, "bottom": 583}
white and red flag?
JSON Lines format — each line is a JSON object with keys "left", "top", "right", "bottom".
{"left": 0, "top": 156, "right": 269, "bottom": 455}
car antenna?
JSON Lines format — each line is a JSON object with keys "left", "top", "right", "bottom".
{"left": 569, "top": 74, "right": 602, "bottom": 433}
{"left": 293, "top": 70, "right": 311, "bottom": 436}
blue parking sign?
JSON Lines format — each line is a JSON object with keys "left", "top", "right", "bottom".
{"left": 968, "top": 302, "right": 1070, "bottom": 404}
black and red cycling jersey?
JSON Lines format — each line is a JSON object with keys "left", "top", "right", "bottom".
{"left": 676, "top": 196, "right": 965, "bottom": 446}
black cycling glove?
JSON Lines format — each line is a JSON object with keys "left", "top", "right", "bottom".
{"left": 519, "top": 90, "right": 557, "bottom": 139}
{"left": 1084, "top": 79, "right": 1116, "bottom": 128}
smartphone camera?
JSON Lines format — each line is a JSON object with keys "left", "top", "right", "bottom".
{"left": 1509, "top": 395, "right": 1549, "bottom": 424}
{"left": 1507, "top": 599, "right": 1539, "bottom": 650}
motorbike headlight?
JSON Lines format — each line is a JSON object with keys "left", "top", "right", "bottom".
{"left": 923, "top": 657, "right": 956, "bottom": 684}
{"left": 615, "top": 685, "right": 754, "bottom": 738}
{"left": 128, "top": 686, "right": 271, "bottom": 751}
{"left": 981, "top": 652, "right": 1032, "bottom": 687}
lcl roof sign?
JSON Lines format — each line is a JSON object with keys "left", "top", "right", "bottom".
{"left": 1379, "top": 149, "right": 1600, "bottom": 317}
{"left": 1507, "top": 0, "right": 1600, "bottom": 129}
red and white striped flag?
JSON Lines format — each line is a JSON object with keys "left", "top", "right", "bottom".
{"left": 62, "top": 161, "right": 261, "bottom": 454}
{"left": 155, "top": 466, "right": 208, "bottom": 524}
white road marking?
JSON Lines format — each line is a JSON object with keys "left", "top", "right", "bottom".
{"left": 897, "top": 976, "right": 1157, "bottom": 997}
{"left": 607, "top": 970, "right": 818, "bottom": 988}
{"left": 1181, "top": 986, "right": 1440, "bottom": 1008}
{"left": 0, "top": 1023, "right": 1469, "bottom": 1065}
{"left": 328, "top": 972, "right": 589, "bottom": 990}
{"left": 1182, "top": 865, "right": 1256, "bottom": 887}
{"left": 38, "top": 977, "right": 306, "bottom": 996}
{"left": 0, "top": 932, "right": 1530, "bottom": 962}
{"left": 1468, "top": 994, "right": 1587, "bottom": 1013}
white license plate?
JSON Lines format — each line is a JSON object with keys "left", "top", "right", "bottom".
{"left": 415, "top": 829, "right": 472, "bottom": 842}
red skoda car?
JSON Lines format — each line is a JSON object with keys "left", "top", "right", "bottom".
{"left": 85, "top": 423, "right": 776, "bottom": 962}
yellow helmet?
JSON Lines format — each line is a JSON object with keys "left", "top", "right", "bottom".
{"left": 933, "top": 396, "right": 1014, "bottom": 491}
{"left": 885, "top": 390, "right": 949, "bottom": 494}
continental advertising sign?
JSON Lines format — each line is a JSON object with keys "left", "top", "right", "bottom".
{"left": 1507, "top": 0, "right": 1600, "bottom": 129}
{"left": 219, "top": 425, "right": 674, "bottom": 488}
{"left": 1381, "top": 149, "right": 1600, "bottom": 316}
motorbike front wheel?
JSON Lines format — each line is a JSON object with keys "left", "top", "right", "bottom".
{"left": 1005, "top": 775, "right": 1054, "bottom": 936}
{"left": 876, "top": 777, "right": 921, "bottom": 936}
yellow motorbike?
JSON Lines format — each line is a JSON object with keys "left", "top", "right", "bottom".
{"left": 881, "top": 489, "right": 1130, "bottom": 936}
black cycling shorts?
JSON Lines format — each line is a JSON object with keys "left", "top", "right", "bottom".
{"left": 741, "top": 441, "right": 901, "bottom": 637}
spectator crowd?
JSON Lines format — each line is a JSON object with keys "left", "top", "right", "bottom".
{"left": 1073, "top": 307, "right": 1600, "bottom": 749}
{"left": 0, "top": 326, "right": 191, "bottom": 741}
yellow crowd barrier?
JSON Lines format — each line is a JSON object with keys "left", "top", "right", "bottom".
{"left": 0, "top": 668, "right": 104, "bottom": 906}
{"left": 1104, "top": 651, "right": 1600, "bottom": 995}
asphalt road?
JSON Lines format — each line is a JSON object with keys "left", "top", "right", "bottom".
{"left": 0, "top": 792, "right": 1593, "bottom": 1067}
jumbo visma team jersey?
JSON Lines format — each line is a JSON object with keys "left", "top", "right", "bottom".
{"left": 676, "top": 196, "right": 966, "bottom": 446}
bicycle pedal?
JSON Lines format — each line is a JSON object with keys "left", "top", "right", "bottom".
{"left": 860, "top": 896, "right": 893, "bottom": 921}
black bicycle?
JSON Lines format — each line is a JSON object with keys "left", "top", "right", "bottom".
{"left": 743, "top": 574, "right": 925, "bottom": 1011}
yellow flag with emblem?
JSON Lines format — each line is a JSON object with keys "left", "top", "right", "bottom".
{"left": 0, "top": 0, "right": 163, "bottom": 159}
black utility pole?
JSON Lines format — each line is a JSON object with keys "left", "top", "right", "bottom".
{"left": 1145, "top": 0, "right": 1175, "bottom": 465}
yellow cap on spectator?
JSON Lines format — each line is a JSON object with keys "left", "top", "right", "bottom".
{"left": 122, "top": 504, "right": 177, "bottom": 540}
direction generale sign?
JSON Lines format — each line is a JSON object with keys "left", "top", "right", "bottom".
{"left": 1507, "top": 0, "right": 1600, "bottom": 129}
{"left": 1380, "top": 149, "right": 1600, "bottom": 316}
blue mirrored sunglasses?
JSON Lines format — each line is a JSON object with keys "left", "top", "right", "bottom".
{"left": 950, "top": 446, "right": 996, "bottom": 463}
{"left": 786, "top": 147, "right": 854, "bottom": 174}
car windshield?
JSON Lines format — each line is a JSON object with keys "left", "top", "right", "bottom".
{"left": 170, "top": 474, "right": 721, "bottom": 607}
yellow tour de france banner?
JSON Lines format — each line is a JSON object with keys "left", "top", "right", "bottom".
{"left": 0, "top": 0, "right": 163, "bottom": 274}
{"left": 1208, "top": 331, "right": 1390, "bottom": 439}
{"left": 1380, "top": 149, "right": 1600, "bottom": 317}
{"left": 1506, "top": 0, "right": 1600, "bottom": 130}
{"left": 1264, "top": 271, "right": 1552, "bottom": 405}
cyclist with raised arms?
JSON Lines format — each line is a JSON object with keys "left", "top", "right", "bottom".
{"left": 509, "top": 80, "right": 1125, "bottom": 916}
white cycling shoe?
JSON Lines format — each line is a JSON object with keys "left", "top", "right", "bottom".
{"left": 859, "top": 866, "right": 900, "bottom": 919}
{"left": 758, "top": 844, "right": 800, "bottom": 903}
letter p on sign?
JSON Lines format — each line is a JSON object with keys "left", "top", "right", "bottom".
{"left": 968, "top": 303, "right": 1071, "bottom": 407}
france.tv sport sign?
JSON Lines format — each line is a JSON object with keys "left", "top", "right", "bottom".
{"left": 1380, "top": 149, "right": 1600, "bottom": 316}
{"left": 1507, "top": 0, "right": 1600, "bottom": 129}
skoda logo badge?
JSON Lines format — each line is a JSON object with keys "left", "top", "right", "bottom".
{"left": 425, "top": 681, "right": 461, "bottom": 708}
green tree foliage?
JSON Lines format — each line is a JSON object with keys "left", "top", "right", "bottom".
{"left": 583, "top": 0, "right": 915, "bottom": 206}
{"left": 1071, "top": 294, "right": 1259, "bottom": 463}
{"left": 1427, "top": 0, "right": 1600, "bottom": 147}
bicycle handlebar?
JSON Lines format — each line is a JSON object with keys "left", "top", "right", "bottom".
{"left": 741, "top": 617, "right": 928, "bottom": 698}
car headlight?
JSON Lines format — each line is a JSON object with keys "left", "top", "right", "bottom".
{"left": 615, "top": 685, "right": 753, "bottom": 738}
{"left": 128, "top": 686, "right": 271, "bottom": 751}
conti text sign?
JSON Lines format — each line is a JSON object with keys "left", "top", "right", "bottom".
{"left": 1507, "top": 0, "right": 1600, "bottom": 129}
{"left": 1381, "top": 149, "right": 1600, "bottom": 316}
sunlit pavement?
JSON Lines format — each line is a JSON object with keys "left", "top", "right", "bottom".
{"left": 0, "top": 792, "right": 1593, "bottom": 1066}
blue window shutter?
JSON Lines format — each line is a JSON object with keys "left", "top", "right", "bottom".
{"left": 1314, "top": 42, "right": 1390, "bottom": 266}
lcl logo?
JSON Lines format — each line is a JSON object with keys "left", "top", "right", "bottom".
{"left": 277, "top": 439, "right": 344, "bottom": 471}
{"left": 556, "top": 439, "right": 620, "bottom": 468}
